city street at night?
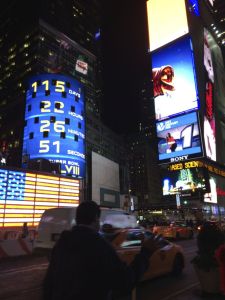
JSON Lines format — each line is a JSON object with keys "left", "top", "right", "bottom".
{"left": 1, "top": 237, "right": 222, "bottom": 300}
{"left": 1, "top": 1, "right": 225, "bottom": 300}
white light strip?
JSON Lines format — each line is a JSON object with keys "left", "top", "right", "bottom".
{"left": 35, "top": 193, "right": 59, "bottom": 198}
{"left": 34, "top": 210, "right": 45, "bottom": 213}
{"left": 4, "top": 209, "right": 35, "bottom": 213}
{"left": 36, "top": 186, "right": 60, "bottom": 192}
{"left": 60, "top": 182, "right": 79, "bottom": 187}
{"left": 37, "top": 178, "right": 59, "bottom": 184}
{"left": 24, "top": 192, "right": 35, "bottom": 197}
{"left": 25, "top": 184, "right": 36, "bottom": 189}
{"left": 3, "top": 218, "right": 35, "bottom": 222}
{"left": 26, "top": 177, "right": 37, "bottom": 182}
{"left": 4, "top": 201, "right": 35, "bottom": 205}
{"left": 58, "top": 203, "right": 78, "bottom": 207}
{"left": 59, "top": 195, "right": 79, "bottom": 200}
{"left": 35, "top": 201, "right": 59, "bottom": 206}
{"left": 60, "top": 188, "right": 79, "bottom": 193}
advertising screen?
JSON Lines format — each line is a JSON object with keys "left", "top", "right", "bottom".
{"left": 146, "top": 0, "right": 189, "bottom": 52}
{"left": 162, "top": 167, "right": 209, "bottom": 196}
{"left": 156, "top": 112, "right": 202, "bottom": 164}
{"left": 203, "top": 29, "right": 216, "bottom": 161}
{"left": 204, "top": 175, "right": 217, "bottom": 204}
{"left": 152, "top": 36, "right": 199, "bottom": 121}
{"left": 22, "top": 74, "right": 85, "bottom": 178}
{"left": 0, "top": 168, "right": 79, "bottom": 227}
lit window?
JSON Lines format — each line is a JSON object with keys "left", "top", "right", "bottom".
{"left": 8, "top": 54, "right": 16, "bottom": 60}
{"left": 14, "top": 140, "right": 19, "bottom": 147}
{"left": 24, "top": 43, "right": 30, "bottom": 48}
{"left": 9, "top": 45, "right": 16, "bottom": 52}
{"left": 1, "top": 100, "right": 6, "bottom": 106}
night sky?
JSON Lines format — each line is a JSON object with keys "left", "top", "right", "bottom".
{"left": 101, "top": 0, "right": 150, "bottom": 134}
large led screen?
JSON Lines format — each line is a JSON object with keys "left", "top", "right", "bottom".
{"left": 204, "top": 175, "right": 217, "bottom": 204}
{"left": 203, "top": 29, "right": 216, "bottom": 161}
{"left": 162, "top": 167, "right": 209, "bottom": 196}
{"left": 22, "top": 74, "right": 85, "bottom": 178}
{"left": 152, "top": 36, "right": 199, "bottom": 121}
{"left": 156, "top": 112, "right": 202, "bottom": 164}
{"left": 146, "top": 0, "right": 189, "bottom": 52}
{"left": 0, "top": 168, "right": 79, "bottom": 227}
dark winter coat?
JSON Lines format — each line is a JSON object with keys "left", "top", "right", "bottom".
{"left": 43, "top": 225, "right": 151, "bottom": 300}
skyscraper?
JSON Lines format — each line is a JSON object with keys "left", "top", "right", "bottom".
{"left": 0, "top": 0, "right": 103, "bottom": 167}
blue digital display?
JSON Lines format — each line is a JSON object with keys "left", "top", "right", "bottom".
{"left": 156, "top": 112, "right": 202, "bottom": 164}
{"left": 152, "top": 36, "right": 199, "bottom": 121}
{"left": 22, "top": 74, "right": 85, "bottom": 178}
{"left": 188, "top": 0, "right": 200, "bottom": 16}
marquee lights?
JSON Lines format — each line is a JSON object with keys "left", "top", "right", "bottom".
{"left": 0, "top": 168, "right": 79, "bottom": 227}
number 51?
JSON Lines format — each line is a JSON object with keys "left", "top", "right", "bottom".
{"left": 39, "top": 140, "right": 60, "bottom": 153}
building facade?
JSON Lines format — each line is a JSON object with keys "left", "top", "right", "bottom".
{"left": 147, "top": 0, "right": 225, "bottom": 220}
{"left": 0, "top": 1, "right": 129, "bottom": 203}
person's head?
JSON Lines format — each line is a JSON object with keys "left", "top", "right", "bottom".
{"left": 76, "top": 201, "right": 101, "bottom": 231}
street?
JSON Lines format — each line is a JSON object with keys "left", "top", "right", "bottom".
{"left": 0, "top": 238, "right": 200, "bottom": 300}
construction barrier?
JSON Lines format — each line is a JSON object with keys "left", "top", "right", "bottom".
{"left": 0, "top": 238, "right": 33, "bottom": 259}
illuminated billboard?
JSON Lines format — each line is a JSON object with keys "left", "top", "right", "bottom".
{"left": 0, "top": 168, "right": 79, "bottom": 227}
{"left": 22, "top": 74, "right": 85, "bottom": 178}
{"left": 146, "top": 0, "right": 189, "bottom": 52}
{"left": 152, "top": 36, "right": 199, "bottom": 121}
{"left": 162, "top": 167, "right": 208, "bottom": 196}
{"left": 156, "top": 112, "right": 202, "bottom": 164}
{"left": 203, "top": 29, "right": 216, "bottom": 161}
{"left": 204, "top": 175, "right": 217, "bottom": 204}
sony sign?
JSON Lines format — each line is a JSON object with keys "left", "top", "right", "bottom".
{"left": 170, "top": 155, "right": 188, "bottom": 162}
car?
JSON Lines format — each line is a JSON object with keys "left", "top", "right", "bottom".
{"left": 101, "top": 227, "right": 185, "bottom": 281}
{"left": 153, "top": 221, "right": 194, "bottom": 239}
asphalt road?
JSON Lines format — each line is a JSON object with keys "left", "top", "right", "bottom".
{"left": 0, "top": 238, "right": 198, "bottom": 300}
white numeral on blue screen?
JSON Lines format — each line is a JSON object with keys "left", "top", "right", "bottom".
{"left": 180, "top": 125, "right": 193, "bottom": 149}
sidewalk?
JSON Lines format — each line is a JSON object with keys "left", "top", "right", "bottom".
{"left": 122, "top": 284, "right": 225, "bottom": 300}
{"left": 160, "top": 284, "right": 225, "bottom": 300}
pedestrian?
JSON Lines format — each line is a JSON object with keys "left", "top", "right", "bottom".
{"left": 21, "top": 222, "right": 29, "bottom": 238}
{"left": 43, "top": 201, "right": 162, "bottom": 300}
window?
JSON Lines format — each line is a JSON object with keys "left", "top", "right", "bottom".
{"left": 120, "top": 231, "right": 144, "bottom": 248}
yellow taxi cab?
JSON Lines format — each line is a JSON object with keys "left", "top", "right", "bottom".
{"left": 153, "top": 221, "right": 194, "bottom": 240}
{"left": 101, "top": 227, "right": 185, "bottom": 281}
